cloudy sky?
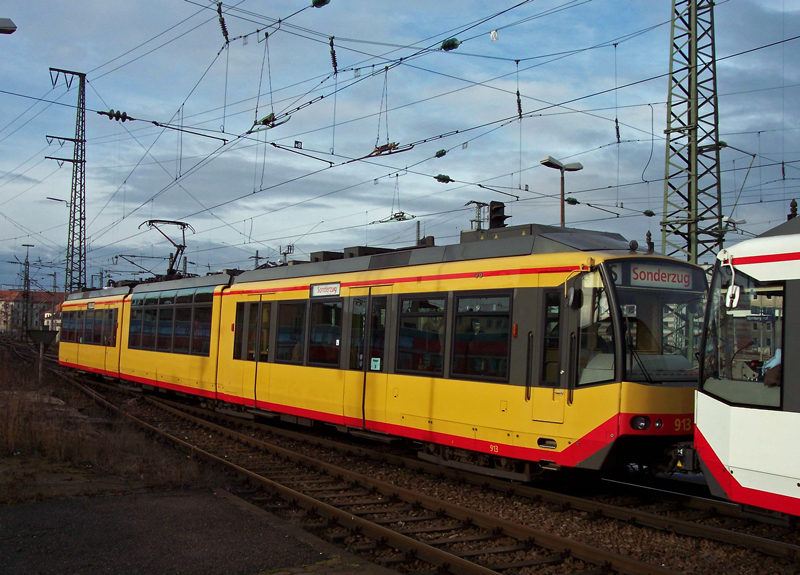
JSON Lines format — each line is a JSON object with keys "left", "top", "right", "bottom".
{"left": 1, "top": 0, "right": 798, "bottom": 290}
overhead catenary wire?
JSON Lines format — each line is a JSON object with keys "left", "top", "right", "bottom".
{"left": 4, "top": 2, "right": 792, "bottom": 274}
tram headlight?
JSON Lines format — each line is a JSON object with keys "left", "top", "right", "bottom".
{"left": 630, "top": 416, "right": 651, "bottom": 431}
{"left": 655, "top": 419, "right": 663, "bottom": 429}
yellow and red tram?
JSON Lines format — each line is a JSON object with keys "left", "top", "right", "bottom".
{"left": 60, "top": 223, "right": 706, "bottom": 479}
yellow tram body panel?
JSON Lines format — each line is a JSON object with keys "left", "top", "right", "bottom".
{"left": 118, "top": 285, "right": 226, "bottom": 399}
{"left": 59, "top": 292, "right": 125, "bottom": 377}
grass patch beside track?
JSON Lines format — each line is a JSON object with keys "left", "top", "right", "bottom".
{"left": 0, "top": 347, "right": 213, "bottom": 503}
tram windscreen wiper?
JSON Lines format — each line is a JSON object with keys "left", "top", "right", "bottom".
{"left": 627, "top": 341, "right": 654, "bottom": 384}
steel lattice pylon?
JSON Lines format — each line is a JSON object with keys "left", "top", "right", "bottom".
{"left": 661, "top": 0, "right": 723, "bottom": 265}
{"left": 47, "top": 69, "right": 87, "bottom": 294}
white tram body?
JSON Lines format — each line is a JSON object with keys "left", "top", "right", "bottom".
{"left": 697, "top": 217, "right": 800, "bottom": 516}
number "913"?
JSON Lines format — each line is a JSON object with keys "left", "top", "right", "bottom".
{"left": 673, "top": 417, "right": 692, "bottom": 432}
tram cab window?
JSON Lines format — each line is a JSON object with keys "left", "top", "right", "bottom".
{"left": 541, "top": 292, "right": 561, "bottom": 386}
{"left": 608, "top": 260, "right": 706, "bottom": 384}
{"left": 576, "top": 272, "right": 615, "bottom": 385}
{"left": 396, "top": 297, "right": 446, "bottom": 375}
{"left": 702, "top": 264, "right": 783, "bottom": 408}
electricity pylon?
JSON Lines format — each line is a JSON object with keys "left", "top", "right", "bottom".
{"left": 661, "top": 0, "right": 723, "bottom": 265}
{"left": 46, "top": 68, "right": 87, "bottom": 293}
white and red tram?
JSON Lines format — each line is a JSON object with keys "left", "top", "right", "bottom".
{"left": 697, "top": 216, "right": 800, "bottom": 516}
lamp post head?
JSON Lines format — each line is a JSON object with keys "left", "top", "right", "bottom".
{"left": 541, "top": 156, "right": 583, "bottom": 173}
{"left": 540, "top": 156, "right": 565, "bottom": 171}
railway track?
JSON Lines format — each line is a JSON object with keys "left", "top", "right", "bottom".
{"left": 152, "top": 398, "right": 800, "bottom": 561}
{"left": 71, "top": 381, "right": 677, "bottom": 575}
{"left": 4, "top": 339, "right": 799, "bottom": 573}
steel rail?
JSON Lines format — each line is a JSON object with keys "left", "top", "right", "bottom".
{"left": 161, "top": 399, "right": 800, "bottom": 562}
{"left": 63, "top": 380, "right": 681, "bottom": 575}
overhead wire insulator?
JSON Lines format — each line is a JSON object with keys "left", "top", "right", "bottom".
{"left": 217, "top": 2, "right": 229, "bottom": 44}
{"left": 615, "top": 117, "right": 620, "bottom": 144}
{"left": 440, "top": 38, "right": 461, "bottom": 51}
{"left": 435, "top": 149, "right": 447, "bottom": 158}
{"left": 435, "top": 174, "right": 453, "bottom": 183}
{"left": 329, "top": 36, "right": 338, "bottom": 74}
{"left": 100, "top": 109, "right": 131, "bottom": 122}
{"left": 643, "top": 209, "right": 656, "bottom": 218}
{"left": 312, "top": 0, "right": 330, "bottom": 7}
{"left": 516, "top": 90, "right": 522, "bottom": 119}
{"left": 565, "top": 197, "right": 580, "bottom": 206}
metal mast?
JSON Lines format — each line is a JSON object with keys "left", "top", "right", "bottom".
{"left": 661, "top": 0, "right": 723, "bottom": 264}
{"left": 46, "top": 68, "right": 87, "bottom": 293}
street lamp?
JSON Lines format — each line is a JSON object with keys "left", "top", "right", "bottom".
{"left": 540, "top": 155, "right": 583, "bottom": 227}
{"left": 0, "top": 18, "right": 17, "bottom": 34}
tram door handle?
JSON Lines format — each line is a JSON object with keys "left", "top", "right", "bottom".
{"left": 553, "top": 390, "right": 564, "bottom": 395}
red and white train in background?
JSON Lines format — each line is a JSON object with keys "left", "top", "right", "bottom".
{"left": 696, "top": 215, "right": 800, "bottom": 517}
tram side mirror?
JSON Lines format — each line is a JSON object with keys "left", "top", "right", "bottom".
{"left": 725, "top": 285, "right": 740, "bottom": 309}
{"left": 567, "top": 287, "right": 582, "bottom": 310}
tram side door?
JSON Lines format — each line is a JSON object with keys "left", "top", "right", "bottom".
{"left": 239, "top": 296, "right": 270, "bottom": 408}
{"left": 343, "top": 287, "right": 390, "bottom": 429}
{"left": 532, "top": 277, "right": 585, "bottom": 424}
{"left": 531, "top": 290, "right": 567, "bottom": 424}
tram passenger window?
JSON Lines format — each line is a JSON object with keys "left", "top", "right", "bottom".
{"left": 75, "top": 311, "right": 85, "bottom": 343}
{"left": 173, "top": 307, "right": 192, "bottom": 354}
{"left": 233, "top": 302, "right": 246, "bottom": 360}
{"left": 246, "top": 304, "right": 260, "bottom": 361}
{"left": 369, "top": 298, "right": 387, "bottom": 372}
{"left": 349, "top": 298, "right": 367, "bottom": 370}
{"left": 451, "top": 295, "right": 510, "bottom": 380}
{"left": 83, "top": 311, "right": 93, "bottom": 344}
{"left": 101, "top": 310, "right": 110, "bottom": 346}
{"left": 129, "top": 308, "right": 143, "bottom": 348}
{"left": 397, "top": 297, "right": 445, "bottom": 375}
{"left": 60, "top": 312, "right": 68, "bottom": 342}
{"left": 156, "top": 307, "right": 174, "bottom": 352}
{"left": 176, "top": 289, "right": 194, "bottom": 305}
{"left": 108, "top": 309, "right": 118, "bottom": 347}
{"left": 276, "top": 302, "right": 306, "bottom": 363}
{"left": 576, "top": 272, "right": 614, "bottom": 385}
{"left": 68, "top": 311, "right": 77, "bottom": 342}
{"left": 159, "top": 290, "right": 177, "bottom": 306}
{"left": 61, "top": 312, "right": 72, "bottom": 342}
{"left": 141, "top": 308, "right": 157, "bottom": 350}
{"left": 309, "top": 301, "right": 342, "bottom": 366}
{"left": 259, "top": 304, "right": 270, "bottom": 362}
{"left": 190, "top": 306, "right": 212, "bottom": 356}
{"left": 194, "top": 287, "right": 215, "bottom": 303}
{"left": 92, "top": 310, "right": 103, "bottom": 345}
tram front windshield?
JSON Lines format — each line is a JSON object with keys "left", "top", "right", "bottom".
{"left": 607, "top": 259, "right": 707, "bottom": 384}
{"left": 701, "top": 263, "right": 783, "bottom": 408}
